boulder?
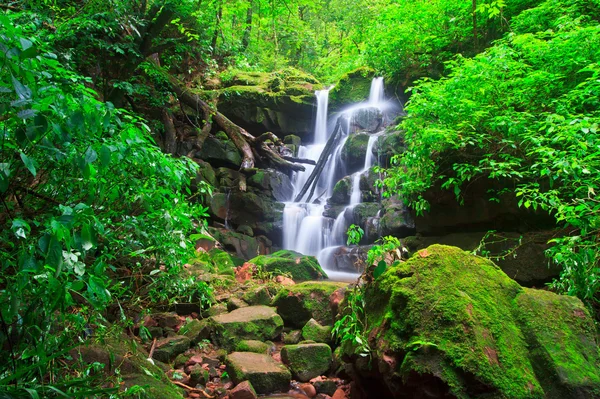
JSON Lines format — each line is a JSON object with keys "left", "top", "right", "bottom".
{"left": 179, "top": 319, "right": 211, "bottom": 344}
{"left": 248, "top": 169, "right": 294, "bottom": 202}
{"left": 229, "top": 380, "right": 258, "bottom": 399}
{"left": 211, "top": 306, "right": 284, "bottom": 347}
{"left": 349, "top": 107, "right": 383, "bottom": 134}
{"left": 281, "top": 343, "right": 333, "bottom": 382}
{"left": 341, "top": 133, "right": 370, "bottom": 173}
{"left": 197, "top": 134, "right": 242, "bottom": 169}
{"left": 243, "top": 285, "right": 276, "bottom": 306}
{"left": 284, "top": 134, "right": 302, "bottom": 156}
{"left": 272, "top": 282, "right": 348, "bottom": 328}
{"left": 330, "top": 177, "right": 351, "bottom": 205}
{"left": 249, "top": 250, "right": 327, "bottom": 281}
{"left": 235, "top": 340, "right": 271, "bottom": 354}
{"left": 207, "top": 247, "right": 241, "bottom": 275}
{"left": 317, "top": 245, "right": 368, "bottom": 274}
{"left": 228, "top": 297, "right": 250, "bottom": 311}
{"left": 379, "top": 196, "right": 415, "bottom": 238}
{"left": 351, "top": 203, "right": 380, "bottom": 231}
{"left": 329, "top": 67, "right": 375, "bottom": 111}
{"left": 373, "top": 130, "right": 404, "bottom": 167}
{"left": 302, "top": 318, "right": 332, "bottom": 344}
{"left": 282, "top": 330, "right": 303, "bottom": 345}
{"left": 152, "top": 336, "right": 191, "bottom": 363}
{"left": 356, "top": 244, "right": 600, "bottom": 398}
{"left": 226, "top": 352, "right": 291, "bottom": 394}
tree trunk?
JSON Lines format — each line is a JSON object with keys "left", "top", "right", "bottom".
{"left": 212, "top": 1, "right": 222, "bottom": 52}
{"left": 161, "top": 108, "right": 177, "bottom": 155}
{"left": 241, "top": 0, "right": 253, "bottom": 52}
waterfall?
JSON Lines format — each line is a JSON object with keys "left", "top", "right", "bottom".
{"left": 281, "top": 77, "right": 389, "bottom": 279}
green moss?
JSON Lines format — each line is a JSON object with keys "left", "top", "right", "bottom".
{"left": 208, "top": 248, "right": 241, "bottom": 276}
{"left": 249, "top": 250, "right": 327, "bottom": 281}
{"left": 329, "top": 67, "right": 375, "bottom": 110}
{"left": 211, "top": 306, "right": 284, "bottom": 350}
{"left": 341, "top": 133, "right": 370, "bottom": 169}
{"left": 301, "top": 318, "right": 332, "bottom": 343}
{"left": 362, "top": 244, "right": 600, "bottom": 398}
{"left": 280, "top": 343, "right": 333, "bottom": 382}
{"left": 272, "top": 281, "right": 347, "bottom": 328}
{"left": 235, "top": 340, "right": 271, "bottom": 354}
{"left": 122, "top": 374, "right": 185, "bottom": 399}
{"left": 330, "top": 177, "right": 351, "bottom": 205}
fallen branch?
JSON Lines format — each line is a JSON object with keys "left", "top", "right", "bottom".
{"left": 172, "top": 381, "right": 215, "bottom": 398}
{"left": 283, "top": 156, "right": 316, "bottom": 165}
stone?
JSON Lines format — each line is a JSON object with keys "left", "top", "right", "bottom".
{"left": 235, "top": 340, "right": 271, "bottom": 354}
{"left": 300, "top": 383, "right": 317, "bottom": 398}
{"left": 329, "top": 177, "right": 351, "bottom": 205}
{"left": 226, "top": 352, "right": 291, "bottom": 394}
{"left": 302, "top": 319, "right": 332, "bottom": 344}
{"left": 151, "top": 312, "right": 180, "bottom": 329}
{"left": 341, "top": 133, "right": 370, "bottom": 173}
{"left": 228, "top": 297, "right": 250, "bottom": 311}
{"left": 349, "top": 107, "right": 383, "bottom": 133}
{"left": 188, "top": 364, "right": 209, "bottom": 386}
{"left": 229, "top": 380, "right": 258, "bottom": 399}
{"left": 242, "top": 285, "right": 274, "bottom": 306}
{"left": 310, "top": 245, "right": 368, "bottom": 274}
{"left": 328, "top": 67, "right": 375, "bottom": 111}
{"left": 379, "top": 196, "right": 415, "bottom": 238}
{"left": 314, "top": 379, "right": 337, "bottom": 396}
{"left": 331, "top": 388, "right": 346, "bottom": 399}
{"left": 197, "top": 135, "right": 242, "bottom": 169}
{"left": 249, "top": 250, "right": 327, "bottom": 281}
{"left": 179, "top": 319, "right": 211, "bottom": 344}
{"left": 206, "top": 303, "right": 228, "bottom": 317}
{"left": 373, "top": 130, "right": 404, "bottom": 167}
{"left": 282, "top": 330, "right": 303, "bottom": 345}
{"left": 211, "top": 306, "right": 284, "bottom": 348}
{"left": 281, "top": 343, "right": 332, "bottom": 382}
{"left": 152, "top": 336, "right": 191, "bottom": 363}
{"left": 273, "top": 282, "right": 348, "bottom": 328}
{"left": 357, "top": 244, "right": 600, "bottom": 398}
{"left": 248, "top": 169, "right": 295, "bottom": 202}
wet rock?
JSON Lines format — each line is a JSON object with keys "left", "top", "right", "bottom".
{"left": 226, "top": 352, "right": 291, "bottom": 394}
{"left": 248, "top": 169, "right": 294, "bottom": 202}
{"left": 211, "top": 306, "right": 284, "bottom": 348}
{"left": 207, "top": 227, "right": 268, "bottom": 261}
{"left": 318, "top": 246, "right": 368, "bottom": 274}
{"left": 243, "top": 285, "right": 275, "bottom": 306}
{"left": 358, "top": 244, "right": 600, "bottom": 398}
{"left": 236, "top": 225, "right": 254, "bottom": 237}
{"left": 281, "top": 343, "right": 333, "bottom": 382}
{"left": 229, "top": 380, "right": 258, "bottom": 399}
{"left": 273, "top": 282, "right": 348, "bottom": 328}
{"left": 379, "top": 196, "right": 415, "bottom": 238}
{"left": 235, "top": 340, "right": 271, "bottom": 354}
{"left": 188, "top": 364, "right": 209, "bottom": 386}
{"left": 373, "top": 130, "right": 404, "bottom": 167}
{"left": 302, "top": 318, "right": 332, "bottom": 344}
{"left": 351, "top": 203, "right": 380, "bottom": 232}
{"left": 329, "top": 177, "right": 351, "bottom": 205}
{"left": 329, "top": 67, "right": 375, "bottom": 111}
{"left": 180, "top": 319, "right": 211, "bottom": 345}
{"left": 197, "top": 134, "right": 242, "bottom": 169}
{"left": 341, "top": 133, "right": 370, "bottom": 174}
{"left": 300, "top": 382, "right": 317, "bottom": 397}
{"left": 152, "top": 336, "right": 191, "bottom": 363}
{"left": 284, "top": 134, "right": 302, "bottom": 157}
{"left": 249, "top": 250, "right": 327, "bottom": 281}
{"left": 350, "top": 107, "right": 383, "bottom": 133}
{"left": 313, "top": 379, "right": 337, "bottom": 396}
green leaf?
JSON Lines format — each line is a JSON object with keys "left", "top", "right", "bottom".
{"left": 100, "top": 145, "right": 112, "bottom": 167}
{"left": 20, "top": 152, "right": 36, "bottom": 177}
{"left": 81, "top": 224, "right": 95, "bottom": 251}
{"left": 374, "top": 260, "right": 387, "bottom": 279}
{"left": 84, "top": 147, "right": 98, "bottom": 164}
{"left": 11, "top": 75, "right": 32, "bottom": 100}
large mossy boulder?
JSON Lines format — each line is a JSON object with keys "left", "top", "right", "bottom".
{"left": 379, "top": 196, "right": 415, "bottom": 238}
{"left": 374, "top": 130, "right": 404, "bottom": 167}
{"left": 249, "top": 250, "right": 327, "bottom": 281}
{"left": 207, "top": 227, "right": 271, "bottom": 260}
{"left": 280, "top": 343, "right": 332, "bottom": 382}
{"left": 349, "top": 107, "right": 383, "bottom": 133}
{"left": 210, "top": 306, "right": 284, "bottom": 348}
{"left": 358, "top": 244, "right": 600, "bottom": 399}
{"left": 196, "top": 134, "right": 242, "bottom": 169}
{"left": 341, "top": 133, "right": 370, "bottom": 173}
{"left": 329, "top": 176, "right": 351, "bottom": 205}
{"left": 272, "top": 282, "right": 347, "bottom": 328}
{"left": 247, "top": 169, "right": 294, "bottom": 202}
{"left": 329, "top": 67, "right": 375, "bottom": 111}
{"left": 209, "top": 68, "right": 322, "bottom": 140}
{"left": 226, "top": 352, "right": 291, "bottom": 394}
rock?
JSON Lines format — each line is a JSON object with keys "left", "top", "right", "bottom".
{"left": 197, "top": 134, "right": 242, "bottom": 169}
{"left": 284, "top": 134, "right": 302, "bottom": 156}
{"left": 349, "top": 107, "right": 383, "bottom": 133}
{"left": 235, "top": 340, "right": 271, "bottom": 354}
{"left": 228, "top": 297, "right": 250, "bottom": 311}
{"left": 300, "top": 382, "right": 317, "bottom": 398}
{"left": 243, "top": 285, "right": 275, "bottom": 306}
{"left": 173, "top": 353, "right": 191, "bottom": 368}
{"left": 193, "top": 159, "right": 217, "bottom": 188}
{"left": 358, "top": 244, "right": 600, "bottom": 398}
{"left": 188, "top": 363, "right": 209, "bottom": 386}
{"left": 236, "top": 262, "right": 255, "bottom": 283}
{"left": 276, "top": 275, "right": 296, "bottom": 286}
{"left": 213, "top": 68, "right": 320, "bottom": 140}
{"left": 351, "top": 203, "right": 381, "bottom": 240}
{"left": 229, "top": 380, "right": 258, "bottom": 399}
{"left": 373, "top": 130, "right": 404, "bottom": 167}
{"left": 329, "top": 287, "right": 347, "bottom": 316}
{"left": 273, "top": 282, "right": 348, "bottom": 328}
{"left": 146, "top": 326, "right": 164, "bottom": 339}
{"left": 317, "top": 245, "right": 368, "bottom": 274}
{"left": 207, "top": 228, "right": 267, "bottom": 261}
{"left": 248, "top": 169, "right": 294, "bottom": 202}
{"left": 329, "top": 67, "right": 375, "bottom": 111}
{"left": 314, "top": 379, "right": 337, "bottom": 396}
{"left": 282, "top": 330, "right": 303, "bottom": 345}
{"left": 341, "top": 133, "right": 370, "bottom": 173}
{"left": 226, "top": 352, "right": 291, "bottom": 394}
{"left": 249, "top": 250, "right": 327, "bottom": 281}
{"left": 379, "top": 196, "right": 415, "bottom": 238}
{"left": 329, "top": 177, "right": 351, "bottom": 205}
{"left": 236, "top": 225, "right": 254, "bottom": 237}
{"left": 152, "top": 336, "right": 191, "bottom": 363}
{"left": 331, "top": 388, "right": 346, "bottom": 399}
{"left": 151, "top": 312, "right": 180, "bottom": 329}
{"left": 281, "top": 343, "right": 332, "bottom": 382}
{"left": 179, "top": 319, "right": 211, "bottom": 344}
{"left": 211, "top": 306, "right": 284, "bottom": 348}
{"left": 302, "top": 319, "right": 332, "bottom": 344}
{"left": 206, "top": 303, "right": 228, "bottom": 317}
{"left": 207, "top": 247, "right": 240, "bottom": 275}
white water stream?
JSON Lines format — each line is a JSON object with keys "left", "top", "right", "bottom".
{"left": 283, "top": 78, "right": 389, "bottom": 279}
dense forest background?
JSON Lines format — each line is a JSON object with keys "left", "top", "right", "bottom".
{"left": 1, "top": 0, "right": 599, "bottom": 397}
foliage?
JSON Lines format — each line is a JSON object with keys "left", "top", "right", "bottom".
{"left": 383, "top": 0, "right": 600, "bottom": 313}
{"left": 346, "top": 224, "right": 364, "bottom": 246}
{"left": 331, "top": 286, "right": 371, "bottom": 358}
{"left": 0, "top": 12, "right": 206, "bottom": 396}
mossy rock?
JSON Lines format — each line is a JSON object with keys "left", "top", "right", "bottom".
{"left": 122, "top": 373, "right": 185, "bottom": 399}
{"left": 329, "top": 67, "right": 375, "bottom": 111}
{"left": 330, "top": 176, "right": 351, "bottom": 205}
{"left": 197, "top": 135, "right": 242, "bottom": 169}
{"left": 272, "top": 282, "right": 348, "bottom": 328}
{"left": 235, "top": 340, "right": 271, "bottom": 354}
{"left": 179, "top": 318, "right": 211, "bottom": 345}
{"left": 208, "top": 248, "right": 239, "bottom": 275}
{"left": 243, "top": 285, "right": 277, "bottom": 306}
{"left": 226, "top": 352, "right": 291, "bottom": 394}
{"left": 374, "top": 130, "right": 405, "bottom": 167}
{"left": 341, "top": 133, "right": 370, "bottom": 173}
{"left": 282, "top": 330, "right": 303, "bottom": 345}
{"left": 210, "top": 305, "right": 284, "bottom": 349}
{"left": 153, "top": 336, "right": 191, "bottom": 363}
{"left": 280, "top": 343, "right": 333, "bottom": 382}
{"left": 352, "top": 202, "right": 381, "bottom": 229}
{"left": 302, "top": 318, "right": 332, "bottom": 344}
{"left": 359, "top": 244, "right": 600, "bottom": 398}
{"left": 249, "top": 250, "right": 327, "bottom": 281}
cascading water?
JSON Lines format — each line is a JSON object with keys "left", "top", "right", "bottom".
{"left": 282, "top": 78, "right": 390, "bottom": 280}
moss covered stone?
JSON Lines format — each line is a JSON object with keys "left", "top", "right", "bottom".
{"left": 341, "top": 133, "right": 370, "bottom": 173}
{"left": 329, "top": 67, "right": 375, "bottom": 111}
{"left": 235, "top": 340, "right": 271, "bottom": 354}
{"left": 272, "top": 282, "right": 347, "bottom": 328}
{"left": 226, "top": 352, "right": 291, "bottom": 394}
{"left": 243, "top": 285, "right": 276, "bottom": 306}
{"left": 211, "top": 305, "right": 284, "bottom": 348}
{"left": 360, "top": 244, "right": 600, "bottom": 398}
{"left": 153, "top": 336, "right": 191, "bottom": 363}
{"left": 249, "top": 250, "right": 327, "bottom": 281}
{"left": 330, "top": 177, "right": 351, "bottom": 205}
{"left": 197, "top": 135, "right": 242, "bottom": 169}
{"left": 280, "top": 343, "right": 332, "bottom": 382}
{"left": 301, "top": 318, "right": 332, "bottom": 344}
{"left": 282, "top": 330, "right": 303, "bottom": 345}
{"left": 179, "top": 319, "right": 211, "bottom": 344}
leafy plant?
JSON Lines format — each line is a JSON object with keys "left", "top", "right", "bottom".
{"left": 346, "top": 224, "right": 365, "bottom": 246}
{"left": 332, "top": 286, "right": 371, "bottom": 358}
